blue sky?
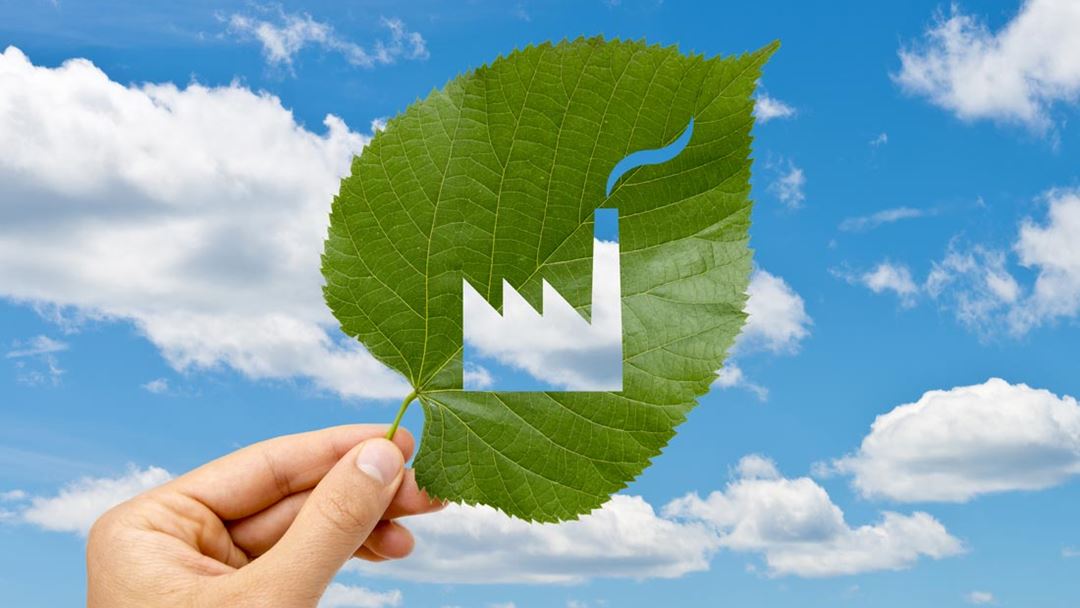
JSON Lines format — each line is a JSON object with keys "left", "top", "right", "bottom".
{"left": 3, "top": 0, "right": 1080, "bottom": 606}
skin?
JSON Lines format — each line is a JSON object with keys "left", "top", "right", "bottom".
{"left": 86, "top": 425, "right": 442, "bottom": 607}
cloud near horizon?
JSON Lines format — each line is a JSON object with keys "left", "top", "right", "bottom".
{"left": 7, "top": 452, "right": 959, "bottom": 582}
{"left": 350, "top": 455, "right": 959, "bottom": 582}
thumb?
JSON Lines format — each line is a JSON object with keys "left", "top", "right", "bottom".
{"left": 246, "top": 438, "right": 405, "bottom": 603}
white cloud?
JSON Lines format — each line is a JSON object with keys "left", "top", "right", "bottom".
{"left": 378, "top": 17, "right": 429, "bottom": 61}
{"left": 740, "top": 270, "right": 811, "bottom": 355}
{"left": 463, "top": 240, "right": 622, "bottom": 391}
{"left": 862, "top": 262, "right": 920, "bottom": 305}
{"left": 350, "top": 494, "right": 720, "bottom": 584}
{"left": 319, "top": 583, "right": 402, "bottom": 608}
{"left": 713, "top": 269, "right": 811, "bottom": 400}
{"left": 461, "top": 363, "right": 494, "bottom": 390}
{"left": 713, "top": 362, "right": 768, "bottom": 401}
{"left": 966, "top": 591, "right": 996, "bottom": 605}
{"left": 754, "top": 94, "right": 796, "bottom": 123}
{"left": 1063, "top": 546, "right": 1080, "bottom": 558}
{"left": 14, "top": 453, "right": 960, "bottom": 582}
{"left": 354, "top": 455, "right": 959, "bottom": 583}
{"left": 828, "top": 378, "right": 1080, "bottom": 503}
{"left": 895, "top": 0, "right": 1080, "bottom": 128}
{"left": 839, "top": 245, "right": 1020, "bottom": 320}
{"left": 833, "top": 237, "right": 1028, "bottom": 334}
{"left": 769, "top": 161, "right": 806, "bottom": 209}
{"left": 0, "top": 46, "right": 409, "bottom": 400}
{"left": 227, "top": 9, "right": 427, "bottom": 71}
{"left": 869, "top": 132, "right": 889, "bottom": 147}
{"left": 141, "top": 378, "right": 169, "bottom": 394}
{"left": 21, "top": 465, "right": 172, "bottom": 535}
{"left": 5, "top": 335, "right": 67, "bottom": 358}
{"left": 850, "top": 190, "right": 1080, "bottom": 337}
{"left": 912, "top": 190, "right": 1080, "bottom": 336}
{"left": 839, "top": 206, "right": 926, "bottom": 232}
{"left": 1, "top": 490, "right": 27, "bottom": 502}
{"left": 927, "top": 245, "right": 1019, "bottom": 332}
{"left": 5, "top": 335, "right": 68, "bottom": 386}
{"left": 1012, "top": 189, "right": 1080, "bottom": 331}
{"left": 664, "top": 455, "right": 962, "bottom": 578}
{"left": 733, "top": 453, "right": 781, "bottom": 480}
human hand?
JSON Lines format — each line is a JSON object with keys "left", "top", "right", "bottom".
{"left": 86, "top": 425, "right": 443, "bottom": 607}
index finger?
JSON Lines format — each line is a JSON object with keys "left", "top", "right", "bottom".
{"left": 165, "top": 424, "right": 416, "bottom": 520}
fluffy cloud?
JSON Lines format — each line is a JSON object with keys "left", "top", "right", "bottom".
{"left": 463, "top": 240, "right": 622, "bottom": 391}
{"left": 0, "top": 46, "right": 409, "bottom": 400}
{"left": 20, "top": 466, "right": 172, "bottom": 535}
{"left": 15, "top": 454, "right": 958, "bottom": 581}
{"left": 461, "top": 362, "right": 495, "bottom": 390}
{"left": 732, "top": 453, "right": 781, "bottom": 479}
{"left": 827, "top": 378, "right": 1080, "bottom": 502}
{"left": 864, "top": 262, "right": 920, "bottom": 301}
{"left": 354, "top": 456, "right": 958, "bottom": 583}
{"left": 966, "top": 591, "right": 996, "bottom": 605}
{"left": 227, "top": 9, "right": 427, "bottom": 71}
{"left": 713, "top": 269, "right": 812, "bottom": 400}
{"left": 740, "top": 270, "right": 812, "bottom": 355}
{"left": 859, "top": 264, "right": 920, "bottom": 300}
{"left": 664, "top": 456, "right": 962, "bottom": 578}
{"left": 318, "top": 583, "right": 402, "bottom": 608}
{"left": 895, "top": 0, "right": 1080, "bottom": 128}
{"left": 1012, "top": 189, "right": 1080, "bottom": 331}
{"left": 753, "top": 94, "right": 796, "bottom": 123}
{"left": 839, "top": 207, "right": 927, "bottom": 233}
{"left": 837, "top": 262, "right": 920, "bottom": 308}
{"left": 350, "top": 494, "right": 719, "bottom": 584}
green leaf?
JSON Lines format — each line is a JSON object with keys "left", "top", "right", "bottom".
{"left": 322, "top": 37, "right": 776, "bottom": 522}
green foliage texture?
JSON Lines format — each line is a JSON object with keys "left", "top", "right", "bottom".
{"left": 323, "top": 37, "right": 776, "bottom": 521}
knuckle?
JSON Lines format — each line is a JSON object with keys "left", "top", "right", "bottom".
{"left": 315, "top": 488, "right": 374, "bottom": 536}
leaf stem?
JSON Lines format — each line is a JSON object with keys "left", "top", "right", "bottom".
{"left": 386, "top": 390, "right": 417, "bottom": 440}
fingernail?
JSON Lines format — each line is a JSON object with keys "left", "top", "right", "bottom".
{"left": 355, "top": 439, "right": 401, "bottom": 485}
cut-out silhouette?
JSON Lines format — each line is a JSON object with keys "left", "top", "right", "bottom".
{"left": 463, "top": 209, "right": 622, "bottom": 391}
